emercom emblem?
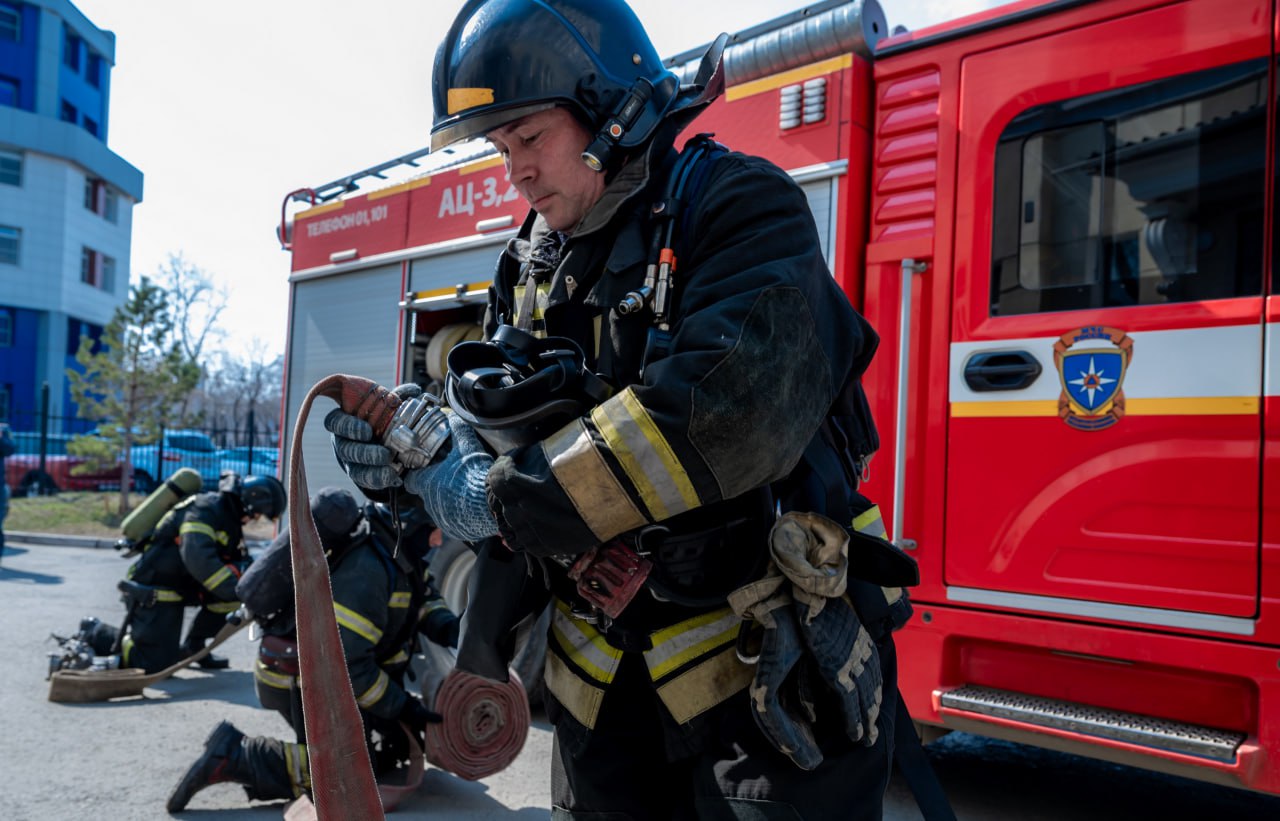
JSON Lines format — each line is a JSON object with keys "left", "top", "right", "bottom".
{"left": 1053, "top": 326, "right": 1134, "bottom": 431}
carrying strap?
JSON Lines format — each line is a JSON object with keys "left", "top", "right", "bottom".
{"left": 893, "top": 692, "right": 958, "bottom": 821}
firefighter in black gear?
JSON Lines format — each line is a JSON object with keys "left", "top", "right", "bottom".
{"left": 327, "top": 1, "right": 906, "bottom": 818}
{"left": 105, "top": 473, "right": 285, "bottom": 674}
{"left": 166, "top": 488, "right": 457, "bottom": 812}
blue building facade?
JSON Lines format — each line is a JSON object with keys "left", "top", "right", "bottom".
{"left": 0, "top": 0, "right": 142, "bottom": 430}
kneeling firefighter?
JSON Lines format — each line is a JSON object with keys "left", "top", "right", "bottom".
{"left": 326, "top": 1, "right": 948, "bottom": 818}
{"left": 167, "top": 487, "right": 457, "bottom": 812}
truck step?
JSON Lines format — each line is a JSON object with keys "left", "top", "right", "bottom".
{"left": 939, "top": 685, "right": 1246, "bottom": 763}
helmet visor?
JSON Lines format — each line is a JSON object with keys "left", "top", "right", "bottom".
{"left": 430, "top": 102, "right": 558, "bottom": 153}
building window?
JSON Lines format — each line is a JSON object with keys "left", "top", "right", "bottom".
{"left": 0, "top": 149, "right": 20, "bottom": 186}
{"left": 83, "top": 116, "right": 98, "bottom": 137}
{"left": 0, "top": 225, "right": 18, "bottom": 265}
{"left": 60, "top": 100, "right": 76, "bottom": 123}
{"left": 83, "top": 176, "right": 98, "bottom": 211}
{"left": 0, "top": 385, "right": 10, "bottom": 423}
{"left": 101, "top": 254, "right": 116, "bottom": 291}
{"left": 0, "top": 310, "right": 11, "bottom": 347}
{"left": 84, "top": 177, "right": 118, "bottom": 221}
{"left": 63, "top": 29, "right": 80, "bottom": 71}
{"left": 87, "top": 54, "right": 103, "bottom": 88}
{"left": 0, "top": 76, "right": 17, "bottom": 108}
{"left": 990, "top": 59, "right": 1267, "bottom": 316}
{"left": 0, "top": 6, "right": 18, "bottom": 43}
{"left": 104, "top": 188, "right": 118, "bottom": 222}
{"left": 81, "top": 246, "right": 97, "bottom": 285}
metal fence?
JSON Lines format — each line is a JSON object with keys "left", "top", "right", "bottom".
{"left": 3, "top": 401, "right": 279, "bottom": 496}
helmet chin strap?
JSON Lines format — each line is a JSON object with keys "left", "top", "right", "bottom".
{"left": 581, "top": 78, "right": 655, "bottom": 173}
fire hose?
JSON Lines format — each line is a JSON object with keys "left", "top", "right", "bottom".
{"left": 289, "top": 374, "right": 531, "bottom": 819}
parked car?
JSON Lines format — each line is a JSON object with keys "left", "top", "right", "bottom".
{"left": 3, "top": 432, "right": 130, "bottom": 497}
{"left": 127, "top": 429, "right": 223, "bottom": 489}
{"left": 218, "top": 445, "right": 279, "bottom": 479}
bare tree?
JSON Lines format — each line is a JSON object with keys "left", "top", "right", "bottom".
{"left": 194, "top": 339, "right": 284, "bottom": 449}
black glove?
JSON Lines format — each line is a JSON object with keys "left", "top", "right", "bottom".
{"left": 397, "top": 694, "right": 443, "bottom": 732}
{"left": 455, "top": 538, "right": 550, "bottom": 682}
{"left": 421, "top": 607, "right": 461, "bottom": 649}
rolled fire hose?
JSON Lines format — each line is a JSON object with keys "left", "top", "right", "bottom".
{"left": 290, "top": 374, "right": 532, "bottom": 818}
{"left": 425, "top": 668, "right": 530, "bottom": 781}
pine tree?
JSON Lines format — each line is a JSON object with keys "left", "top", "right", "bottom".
{"left": 66, "top": 277, "right": 200, "bottom": 515}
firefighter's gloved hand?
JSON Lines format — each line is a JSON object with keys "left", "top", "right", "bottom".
{"left": 402, "top": 413, "right": 498, "bottom": 542}
{"left": 324, "top": 383, "right": 422, "bottom": 491}
{"left": 729, "top": 571, "right": 824, "bottom": 770}
{"left": 454, "top": 538, "right": 550, "bottom": 682}
{"left": 772, "top": 511, "right": 882, "bottom": 748}
{"left": 397, "top": 693, "right": 443, "bottom": 732}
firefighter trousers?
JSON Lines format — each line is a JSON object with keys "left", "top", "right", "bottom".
{"left": 550, "top": 638, "right": 899, "bottom": 820}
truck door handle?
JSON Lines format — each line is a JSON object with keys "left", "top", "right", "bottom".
{"left": 963, "top": 351, "right": 1042, "bottom": 392}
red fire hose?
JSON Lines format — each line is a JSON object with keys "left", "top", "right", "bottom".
{"left": 289, "top": 374, "right": 532, "bottom": 818}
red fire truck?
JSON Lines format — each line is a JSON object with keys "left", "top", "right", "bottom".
{"left": 279, "top": 0, "right": 1280, "bottom": 795}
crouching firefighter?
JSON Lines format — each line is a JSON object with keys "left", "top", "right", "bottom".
{"left": 325, "top": 1, "right": 951, "bottom": 818}
{"left": 97, "top": 472, "right": 286, "bottom": 674}
{"left": 166, "top": 487, "right": 457, "bottom": 812}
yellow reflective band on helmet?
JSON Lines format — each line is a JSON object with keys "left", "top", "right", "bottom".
{"left": 654, "top": 643, "right": 753, "bottom": 725}
{"left": 643, "top": 607, "right": 742, "bottom": 682}
{"left": 255, "top": 660, "right": 296, "bottom": 690}
{"left": 591, "top": 388, "right": 700, "bottom": 521}
{"left": 284, "top": 742, "right": 310, "bottom": 795}
{"left": 357, "top": 670, "right": 390, "bottom": 708}
{"left": 549, "top": 600, "right": 622, "bottom": 684}
{"left": 334, "top": 603, "right": 383, "bottom": 644}
{"left": 852, "top": 505, "right": 886, "bottom": 539}
{"left": 205, "top": 600, "right": 239, "bottom": 614}
{"left": 155, "top": 588, "right": 184, "bottom": 603}
{"left": 202, "top": 565, "right": 233, "bottom": 592}
{"left": 543, "top": 419, "right": 647, "bottom": 543}
{"left": 448, "top": 87, "right": 495, "bottom": 114}
{"left": 180, "top": 521, "right": 229, "bottom": 545}
{"left": 389, "top": 591, "right": 411, "bottom": 608}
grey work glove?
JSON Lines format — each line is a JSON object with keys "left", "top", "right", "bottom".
{"left": 793, "top": 593, "right": 881, "bottom": 748}
{"left": 402, "top": 412, "right": 498, "bottom": 543}
{"left": 323, "top": 383, "right": 423, "bottom": 491}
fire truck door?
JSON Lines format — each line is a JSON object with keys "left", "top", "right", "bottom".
{"left": 943, "top": 0, "right": 1270, "bottom": 629}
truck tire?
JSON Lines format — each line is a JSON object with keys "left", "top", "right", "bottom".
{"left": 18, "top": 471, "right": 58, "bottom": 497}
{"left": 419, "top": 537, "right": 549, "bottom": 708}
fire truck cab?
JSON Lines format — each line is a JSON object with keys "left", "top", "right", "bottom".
{"left": 280, "top": 0, "right": 1280, "bottom": 795}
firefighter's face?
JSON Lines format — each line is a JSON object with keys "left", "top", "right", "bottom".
{"left": 487, "top": 107, "right": 605, "bottom": 233}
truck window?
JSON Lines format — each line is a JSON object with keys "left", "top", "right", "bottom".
{"left": 990, "top": 59, "right": 1267, "bottom": 316}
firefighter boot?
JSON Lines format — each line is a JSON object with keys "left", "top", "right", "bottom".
{"left": 183, "top": 636, "right": 230, "bottom": 670}
{"left": 167, "top": 721, "right": 250, "bottom": 812}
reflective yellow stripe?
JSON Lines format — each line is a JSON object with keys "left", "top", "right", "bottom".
{"left": 205, "top": 600, "right": 239, "bottom": 614}
{"left": 284, "top": 742, "right": 310, "bottom": 795}
{"left": 383, "top": 649, "right": 410, "bottom": 666}
{"left": 155, "top": 589, "right": 184, "bottom": 603}
{"left": 357, "top": 670, "right": 390, "bottom": 708}
{"left": 591, "top": 388, "right": 700, "bottom": 520}
{"left": 852, "top": 505, "right": 886, "bottom": 539}
{"left": 549, "top": 601, "right": 622, "bottom": 684}
{"left": 654, "top": 643, "right": 754, "bottom": 724}
{"left": 202, "top": 565, "right": 233, "bottom": 591}
{"left": 447, "top": 87, "right": 494, "bottom": 114}
{"left": 543, "top": 419, "right": 647, "bottom": 542}
{"left": 179, "top": 521, "right": 229, "bottom": 545}
{"left": 421, "top": 600, "right": 449, "bottom": 616}
{"left": 544, "top": 649, "right": 607, "bottom": 730}
{"left": 334, "top": 603, "right": 383, "bottom": 644}
{"left": 255, "top": 660, "right": 296, "bottom": 690}
{"left": 643, "top": 607, "right": 742, "bottom": 681}
{"left": 389, "top": 592, "right": 411, "bottom": 608}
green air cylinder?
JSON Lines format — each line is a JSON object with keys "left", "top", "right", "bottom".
{"left": 121, "top": 467, "right": 203, "bottom": 543}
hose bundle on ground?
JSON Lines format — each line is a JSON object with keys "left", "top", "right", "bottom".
{"left": 425, "top": 668, "right": 530, "bottom": 781}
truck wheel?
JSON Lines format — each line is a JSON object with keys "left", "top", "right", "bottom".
{"left": 18, "top": 471, "right": 58, "bottom": 497}
{"left": 419, "top": 537, "right": 549, "bottom": 708}
{"left": 131, "top": 470, "right": 156, "bottom": 494}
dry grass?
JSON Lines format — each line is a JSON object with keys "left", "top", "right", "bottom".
{"left": 7, "top": 492, "right": 283, "bottom": 540}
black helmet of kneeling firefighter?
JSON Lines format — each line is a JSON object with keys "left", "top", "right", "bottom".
{"left": 445, "top": 325, "right": 612, "bottom": 455}
{"left": 430, "top": 0, "right": 730, "bottom": 173}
